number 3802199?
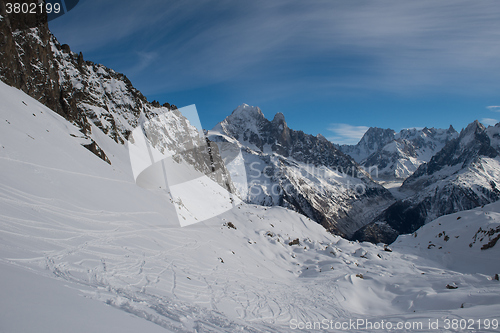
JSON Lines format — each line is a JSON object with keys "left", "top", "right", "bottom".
{"left": 5, "top": 2, "right": 61, "bottom": 14}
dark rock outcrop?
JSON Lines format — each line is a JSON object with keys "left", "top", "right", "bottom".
{"left": 0, "top": 0, "right": 62, "bottom": 115}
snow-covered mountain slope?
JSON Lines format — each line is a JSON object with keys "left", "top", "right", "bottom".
{"left": 393, "top": 201, "right": 500, "bottom": 275}
{"left": 0, "top": 262, "right": 169, "bottom": 333}
{"left": 340, "top": 126, "right": 458, "bottom": 181}
{"left": 3, "top": 81, "right": 500, "bottom": 332}
{"left": 355, "top": 120, "right": 500, "bottom": 244}
{"left": 209, "top": 104, "right": 394, "bottom": 237}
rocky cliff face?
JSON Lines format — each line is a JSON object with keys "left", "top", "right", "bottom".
{"left": 209, "top": 104, "right": 395, "bottom": 237}
{"left": 0, "top": 4, "right": 233, "bottom": 190}
{"left": 0, "top": 1, "right": 156, "bottom": 144}
{"left": 0, "top": 0, "right": 62, "bottom": 115}
{"left": 0, "top": 1, "right": 172, "bottom": 147}
{"left": 354, "top": 120, "right": 500, "bottom": 243}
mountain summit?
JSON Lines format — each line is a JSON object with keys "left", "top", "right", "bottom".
{"left": 341, "top": 127, "right": 396, "bottom": 163}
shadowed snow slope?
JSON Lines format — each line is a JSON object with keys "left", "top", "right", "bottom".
{"left": 1, "top": 82, "right": 500, "bottom": 332}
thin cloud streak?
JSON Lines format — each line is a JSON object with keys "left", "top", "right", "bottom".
{"left": 327, "top": 124, "right": 369, "bottom": 146}
{"left": 487, "top": 106, "right": 500, "bottom": 112}
{"left": 481, "top": 118, "right": 499, "bottom": 126}
{"left": 49, "top": 0, "right": 500, "bottom": 96}
{"left": 123, "top": 51, "right": 158, "bottom": 76}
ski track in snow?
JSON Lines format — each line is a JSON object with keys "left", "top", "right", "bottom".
{"left": 0, "top": 156, "right": 131, "bottom": 183}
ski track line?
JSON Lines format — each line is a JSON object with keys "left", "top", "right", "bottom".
{"left": 0, "top": 183, "right": 165, "bottom": 224}
{"left": 0, "top": 156, "right": 132, "bottom": 183}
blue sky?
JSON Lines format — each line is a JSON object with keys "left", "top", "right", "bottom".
{"left": 49, "top": 0, "right": 500, "bottom": 145}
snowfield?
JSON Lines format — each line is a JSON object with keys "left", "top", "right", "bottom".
{"left": 1, "top": 81, "right": 500, "bottom": 332}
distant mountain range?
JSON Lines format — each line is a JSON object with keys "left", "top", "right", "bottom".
{"left": 209, "top": 104, "right": 500, "bottom": 243}
{"left": 354, "top": 120, "right": 500, "bottom": 243}
{"left": 340, "top": 126, "right": 458, "bottom": 180}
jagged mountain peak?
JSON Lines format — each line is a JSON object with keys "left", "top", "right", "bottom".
{"left": 316, "top": 133, "right": 328, "bottom": 142}
{"left": 229, "top": 103, "right": 265, "bottom": 120}
{"left": 272, "top": 112, "right": 286, "bottom": 124}
{"left": 358, "top": 127, "right": 396, "bottom": 151}
{"left": 214, "top": 104, "right": 297, "bottom": 154}
{"left": 339, "top": 127, "right": 395, "bottom": 164}
{"left": 407, "top": 121, "right": 497, "bottom": 181}
{"left": 363, "top": 126, "right": 395, "bottom": 140}
{"left": 222, "top": 105, "right": 290, "bottom": 136}
{"left": 341, "top": 125, "right": 459, "bottom": 180}
{"left": 453, "top": 120, "right": 497, "bottom": 159}
{"left": 460, "top": 119, "right": 486, "bottom": 137}
{"left": 396, "top": 126, "right": 457, "bottom": 141}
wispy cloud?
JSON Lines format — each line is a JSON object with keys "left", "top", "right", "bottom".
{"left": 122, "top": 51, "right": 158, "bottom": 76}
{"left": 487, "top": 106, "right": 500, "bottom": 112}
{"left": 401, "top": 127, "right": 424, "bottom": 131}
{"left": 481, "top": 118, "right": 499, "bottom": 126}
{"left": 327, "top": 124, "right": 369, "bottom": 145}
{"left": 49, "top": 0, "right": 500, "bottom": 96}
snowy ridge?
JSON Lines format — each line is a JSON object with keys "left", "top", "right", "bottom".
{"left": 1, "top": 82, "right": 500, "bottom": 331}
